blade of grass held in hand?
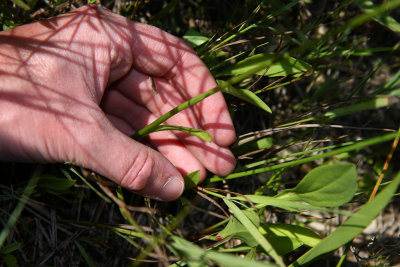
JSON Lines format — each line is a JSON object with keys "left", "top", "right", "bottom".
{"left": 153, "top": 125, "right": 212, "bottom": 142}
{"left": 133, "top": 59, "right": 274, "bottom": 140}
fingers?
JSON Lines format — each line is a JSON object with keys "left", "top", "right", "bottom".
{"left": 70, "top": 110, "right": 184, "bottom": 201}
{"left": 102, "top": 89, "right": 210, "bottom": 180}
{"left": 103, "top": 80, "right": 236, "bottom": 177}
{"left": 113, "top": 68, "right": 236, "bottom": 147}
{"left": 127, "top": 24, "right": 236, "bottom": 146}
{"left": 96, "top": 8, "right": 236, "bottom": 146}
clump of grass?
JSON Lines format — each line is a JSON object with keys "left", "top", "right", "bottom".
{"left": 1, "top": 0, "right": 400, "bottom": 266}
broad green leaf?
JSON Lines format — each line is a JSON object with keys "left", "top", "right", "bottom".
{"left": 224, "top": 199, "right": 285, "bottom": 267}
{"left": 217, "top": 53, "right": 311, "bottom": 78}
{"left": 217, "top": 210, "right": 260, "bottom": 247}
{"left": 154, "top": 125, "right": 212, "bottom": 142}
{"left": 276, "top": 163, "right": 357, "bottom": 207}
{"left": 37, "top": 174, "right": 76, "bottom": 193}
{"left": 355, "top": 0, "right": 400, "bottom": 32}
{"left": 217, "top": 217, "right": 321, "bottom": 256}
{"left": 183, "top": 29, "right": 209, "bottom": 47}
{"left": 260, "top": 224, "right": 321, "bottom": 256}
{"left": 219, "top": 81, "right": 272, "bottom": 113}
{"left": 169, "top": 236, "right": 278, "bottom": 267}
{"left": 291, "top": 171, "right": 400, "bottom": 266}
{"left": 184, "top": 170, "right": 201, "bottom": 190}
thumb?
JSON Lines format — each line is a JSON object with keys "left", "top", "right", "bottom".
{"left": 72, "top": 119, "right": 184, "bottom": 201}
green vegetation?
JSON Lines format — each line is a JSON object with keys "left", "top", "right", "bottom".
{"left": 1, "top": 0, "right": 400, "bottom": 266}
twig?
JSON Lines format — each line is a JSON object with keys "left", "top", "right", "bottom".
{"left": 369, "top": 127, "right": 400, "bottom": 201}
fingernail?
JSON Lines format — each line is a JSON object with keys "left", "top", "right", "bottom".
{"left": 157, "top": 177, "right": 184, "bottom": 201}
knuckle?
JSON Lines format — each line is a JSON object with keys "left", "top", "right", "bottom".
{"left": 119, "top": 149, "right": 155, "bottom": 191}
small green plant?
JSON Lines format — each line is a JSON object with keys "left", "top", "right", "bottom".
{"left": 1, "top": 0, "right": 400, "bottom": 266}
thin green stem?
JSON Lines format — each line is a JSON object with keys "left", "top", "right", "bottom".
{"left": 209, "top": 132, "right": 400, "bottom": 182}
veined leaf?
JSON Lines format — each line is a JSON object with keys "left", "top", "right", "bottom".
{"left": 260, "top": 223, "right": 321, "bottom": 256}
{"left": 291, "top": 171, "right": 400, "bottom": 266}
{"left": 153, "top": 125, "right": 212, "bottom": 142}
{"left": 219, "top": 80, "right": 272, "bottom": 113}
{"left": 217, "top": 53, "right": 311, "bottom": 78}
{"left": 276, "top": 163, "right": 357, "bottom": 207}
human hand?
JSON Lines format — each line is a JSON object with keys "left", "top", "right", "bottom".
{"left": 0, "top": 5, "right": 236, "bottom": 201}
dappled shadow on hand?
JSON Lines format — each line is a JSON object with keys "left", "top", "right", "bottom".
{"left": 0, "top": 4, "right": 236, "bottom": 185}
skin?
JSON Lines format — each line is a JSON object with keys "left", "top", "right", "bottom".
{"left": 0, "top": 5, "right": 236, "bottom": 201}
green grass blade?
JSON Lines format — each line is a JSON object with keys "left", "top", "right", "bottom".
{"left": 355, "top": 0, "right": 400, "bottom": 32}
{"left": 0, "top": 242, "right": 21, "bottom": 255}
{"left": 133, "top": 57, "right": 275, "bottom": 140}
{"left": 210, "top": 132, "right": 400, "bottom": 182}
{"left": 0, "top": 167, "right": 41, "bottom": 247}
{"left": 153, "top": 125, "right": 212, "bottom": 142}
{"left": 228, "top": 195, "right": 354, "bottom": 215}
{"left": 224, "top": 199, "right": 285, "bottom": 267}
{"left": 183, "top": 29, "right": 209, "bottom": 47}
{"left": 324, "top": 97, "right": 392, "bottom": 119}
{"left": 373, "top": 68, "right": 400, "bottom": 95}
{"left": 10, "top": 0, "right": 30, "bottom": 10}
{"left": 217, "top": 52, "right": 311, "bottom": 78}
{"left": 74, "top": 240, "right": 95, "bottom": 267}
{"left": 290, "top": 171, "right": 400, "bottom": 266}
{"left": 232, "top": 137, "right": 274, "bottom": 156}
{"left": 148, "top": 0, "right": 180, "bottom": 24}
{"left": 68, "top": 166, "right": 111, "bottom": 203}
{"left": 219, "top": 81, "right": 272, "bottom": 113}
